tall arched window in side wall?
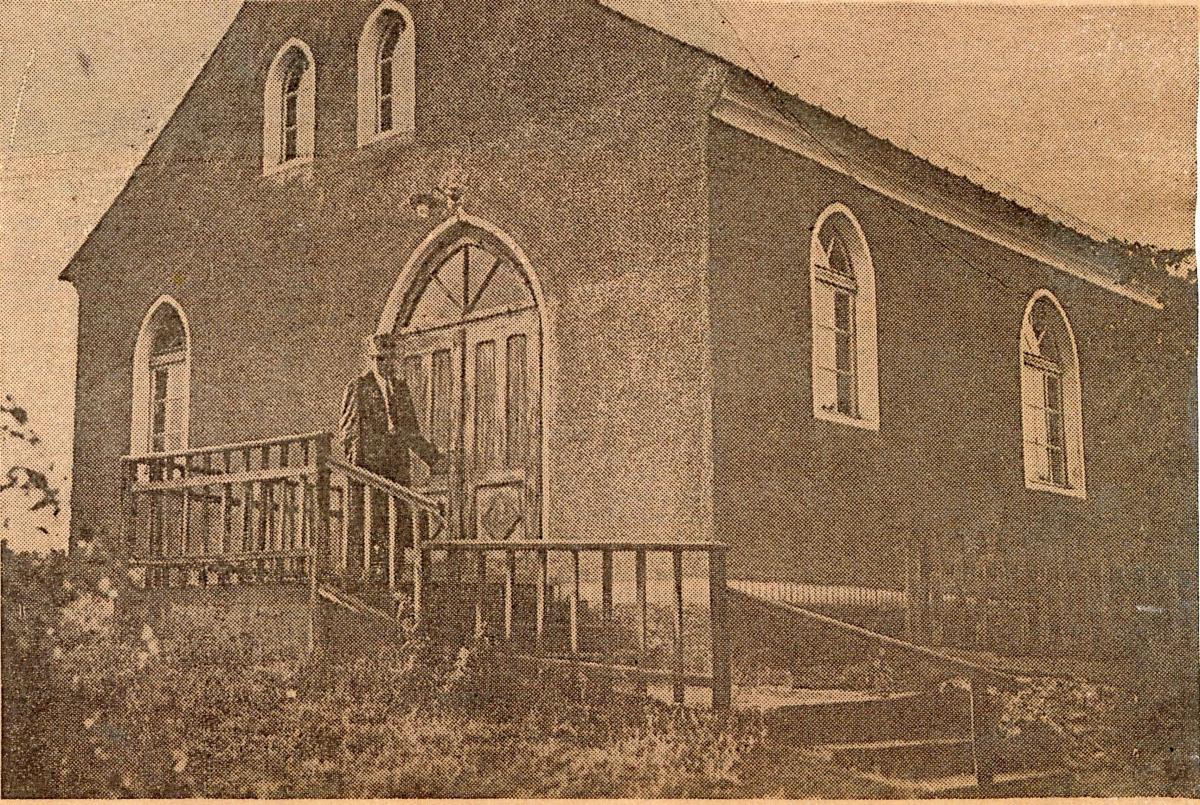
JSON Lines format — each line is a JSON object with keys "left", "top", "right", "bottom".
{"left": 809, "top": 204, "right": 880, "bottom": 430}
{"left": 263, "top": 39, "right": 316, "bottom": 173}
{"left": 357, "top": 1, "right": 416, "bottom": 146}
{"left": 130, "top": 297, "right": 191, "bottom": 454}
{"left": 1020, "top": 290, "right": 1085, "bottom": 497}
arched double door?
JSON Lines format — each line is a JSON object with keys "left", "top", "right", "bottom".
{"left": 390, "top": 226, "right": 542, "bottom": 542}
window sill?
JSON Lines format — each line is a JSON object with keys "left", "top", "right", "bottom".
{"left": 813, "top": 408, "right": 879, "bottom": 432}
{"left": 357, "top": 128, "right": 415, "bottom": 151}
{"left": 262, "top": 155, "right": 313, "bottom": 180}
{"left": 1024, "top": 478, "right": 1087, "bottom": 499}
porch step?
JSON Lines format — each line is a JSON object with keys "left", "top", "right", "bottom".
{"left": 841, "top": 765, "right": 1074, "bottom": 796}
{"left": 812, "top": 736, "right": 973, "bottom": 780}
{"left": 756, "top": 685, "right": 971, "bottom": 744}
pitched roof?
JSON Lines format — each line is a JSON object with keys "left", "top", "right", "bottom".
{"left": 598, "top": 0, "right": 1164, "bottom": 304}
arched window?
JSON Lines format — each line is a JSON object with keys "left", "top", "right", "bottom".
{"left": 263, "top": 39, "right": 316, "bottom": 173}
{"left": 131, "top": 297, "right": 191, "bottom": 454}
{"left": 357, "top": 2, "right": 415, "bottom": 146}
{"left": 1020, "top": 291, "right": 1085, "bottom": 496}
{"left": 809, "top": 204, "right": 880, "bottom": 429}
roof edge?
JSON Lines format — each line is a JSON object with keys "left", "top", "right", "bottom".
{"left": 712, "top": 87, "right": 1164, "bottom": 310}
{"left": 58, "top": 4, "right": 246, "bottom": 286}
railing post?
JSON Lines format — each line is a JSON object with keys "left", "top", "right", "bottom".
{"left": 309, "top": 434, "right": 332, "bottom": 660}
{"left": 709, "top": 548, "right": 731, "bottom": 712}
{"left": 241, "top": 448, "right": 253, "bottom": 555}
{"left": 412, "top": 547, "right": 425, "bottom": 629}
{"left": 220, "top": 451, "right": 233, "bottom": 558}
{"left": 119, "top": 458, "right": 137, "bottom": 559}
{"left": 672, "top": 549, "right": 685, "bottom": 705}
{"left": 535, "top": 548, "right": 548, "bottom": 651}
{"left": 601, "top": 548, "right": 614, "bottom": 662}
{"left": 475, "top": 550, "right": 487, "bottom": 638}
{"left": 179, "top": 455, "right": 191, "bottom": 565}
{"left": 504, "top": 549, "right": 516, "bottom": 641}
{"left": 200, "top": 453, "right": 213, "bottom": 559}
{"left": 259, "top": 446, "right": 272, "bottom": 555}
{"left": 274, "top": 447, "right": 289, "bottom": 579}
{"left": 635, "top": 548, "right": 649, "bottom": 695}
{"left": 570, "top": 549, "right": 581, "bottom": 654}
{"left": 362, "top": 482, "right": 374, "bottom": 580}
{"left": 387, "top": 494, "right": 398, "bottom": 592}
{"left": 968, "top": 676, "right": 997, "bottom": 789}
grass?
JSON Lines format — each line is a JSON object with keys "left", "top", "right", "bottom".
{"left": 5, "top": 545, "right": 1193, "bottom": 798}
{"left": 3, "top": 547, "right": 769, "bottom": 798}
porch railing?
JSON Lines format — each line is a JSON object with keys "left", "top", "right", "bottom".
{"left": 118, "top": 431, "right": 732, "bottom": 708}
{"left": 120, "top": 431, "right": 334, "bottom": 585}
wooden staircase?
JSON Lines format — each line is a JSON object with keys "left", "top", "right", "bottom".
{"left": 729, "top": 589, "right": 1073, "bottom": 796}
{"left": 755, "top": 685, "right": 1070, "bottom": 795}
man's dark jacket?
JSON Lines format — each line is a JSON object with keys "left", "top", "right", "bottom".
{"left": 339, "top": 370, "right": 440, "bottom": 485}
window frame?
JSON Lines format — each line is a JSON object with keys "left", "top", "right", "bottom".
{"left": 130, "top": 296, "right": 191, "bottom": 456}
{"left": 809, "top": 204, "right": 880, "bottom": 431}
{"left": 357, "top": 2, "right": 416, "bottom": 147}
{"left": 1019, "top": 290, "right": 1086, "bottom": 498}
{"left": 262, "top": 39, "right": 316, "bottom": 175}
{"left": 376, "top": 15, "right": 403, "bottom": 135}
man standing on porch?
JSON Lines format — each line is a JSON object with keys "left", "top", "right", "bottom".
{"left": 339, "top": 333, "right": 443, "bottom": 579}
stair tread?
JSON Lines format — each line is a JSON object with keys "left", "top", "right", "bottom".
{"left": 858, "top": 765, "right": 1068, "bottom": 792}
{"left": 815, "top": 736, "right": 968, "bottom": 752}
{"left": 734, "top": 685, "right": 924, "bottom": 711}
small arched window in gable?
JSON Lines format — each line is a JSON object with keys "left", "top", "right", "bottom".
{"left": 809, "top": 204, "right": 880, "bottom": 429}
{"left": 358, "top": 2, "right": 415, "bottom": 145}
{"left": 131, "top": 297, "right": 191, "bottom": 454}
{"left": 263, "top": 40, "right": 316, "bottom": 173}
{"left": 1020, "top": 291, "right": 1085, "bottom": 496}
{"left": 281, "top": 56, "right": 306, "bottom": 161}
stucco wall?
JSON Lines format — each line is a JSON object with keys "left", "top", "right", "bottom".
{"left": 706, "top": 119, "right": 1196, "bottom": 589}
{"left": 68, "top": 0, "right": 723, "bottom": 551}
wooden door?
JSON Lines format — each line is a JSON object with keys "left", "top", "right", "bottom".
{"left": 395, "top": 236, "right": 540, "bottom": 541}
{"left": 462, "top": 307, "right": 539, "bottom": 541}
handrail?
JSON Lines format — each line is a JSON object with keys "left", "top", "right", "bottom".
{"left": 423, "top": 539, "right": 728, "bottom": 553}
{"left": 317, "top": 583, "right": 400, "bottom": 626}
{"left": 731, "top": 588, "right": 1029, "bottom": 688}
{"left": 326, "top": 458, "right": 445, "bottom": 517}
{"left": 123, "top": 430, "right": 331, "bottom": 463}
{"left": 129, "top": 548, "right": 311, "bottom": 567}
{"left": 131, "top": 465, "right": 314, "bottom": 493}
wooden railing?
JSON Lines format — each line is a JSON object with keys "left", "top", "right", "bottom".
{"left": 416, "top": 539, "right": 732, "bottom": 708}
{"left": 904, "top": 536, "right": 1195, "bottom": 659}
{"left": 325, "top": 457, "right": 446, "bottom": 590}
{"left": 120, "top": 432, "right": 333, "bottom": 586}
{"left": 118, "top": 431, "right": 732, "bottom": 708}
{"left": 733, "top": 590, "right": 1026, "bottom": 789}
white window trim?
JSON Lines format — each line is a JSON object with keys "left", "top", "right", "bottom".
{"left": 130, "top": 295, "right": 191, "bottom": 455}
{"left": 809, "top": 203, "right": 881, "bottom": 431}
{"left": 1019, "top": 289, "right": 1086, "bottom": 498}
{"left": 263, "top": 38, "right": 316, "bottom": 175}
{"left": 357, "top": 1, "right": 416, "bottom": 148}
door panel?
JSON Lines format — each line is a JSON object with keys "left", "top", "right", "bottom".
{"left": 461, "top": 308, "right": 537, "bottom": 540}
{"left": 396, "top": 329, "right": 462, "bottom": 526}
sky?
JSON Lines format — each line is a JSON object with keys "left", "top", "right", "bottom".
{"left": 0, "top": 1, "right": 1196, "bottom": 551}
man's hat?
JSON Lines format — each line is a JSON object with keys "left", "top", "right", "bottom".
{"left": 364, "top": 332, "right": 396, "bottom": 357}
